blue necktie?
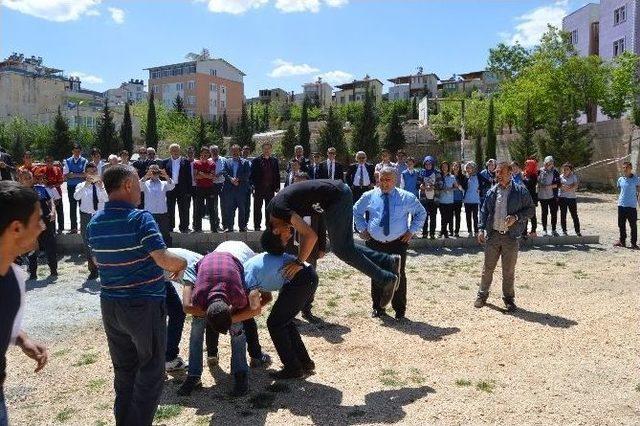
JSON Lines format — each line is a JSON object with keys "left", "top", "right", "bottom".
{"left": 381, "top": 193, "right": 390, "bottom": 236}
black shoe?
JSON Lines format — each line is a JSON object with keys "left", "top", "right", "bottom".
{"left": 503, "top": 298, "right": 517, "bottom": 312}
{"left": 269, "top": 367, "right": 304, "bottom": 380}
{"left": 28, "top": 274, "right": 37, "bottom": 281}
{"left": 576, "top": 232, "right": 582, "bottom": 237}
{"left": 88, "top": 271, "right": 99, "bottom": 280}
{"left": 239, "top": 228, "right": 248, "bottom": 232}
{"left": 177, "top": 376, "right": 202, "bottom": 396}
{"left": 301, "top": 309, "right": 319, "bottom": 323}
{"left": 395, "top": 313, "right": 406, "bottom": 322}
{"left": 49, "top": 271, "right": 58, "bottom": 278}
{"left": 249, "top": 353, "right": 272, "bottom": 368}
{"left": 474, "top": 296, "right": 486, "bottom": 308}
{"left": 552, "top": 230, "right": 560, "bottom": 237}
{"left": 232, "top": 372, "right": 249, "bottom": 396}
{"left": 371, "top": 308, "right": 387, "bottom": 318}
{"left": 631, "top": 244, "right": 640, "bottom": 250}
{"left": 429, "top": 234, "right": 435, "bottom": 240}
{"left": 562, "top": 231, "right": 568, "bottom": 236}
{"left": 301, "top": 360, "right": 315, "bottom": 374}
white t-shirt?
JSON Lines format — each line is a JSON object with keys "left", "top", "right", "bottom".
{"left": 214, "top": 241, "right": 256, "bottom": 264}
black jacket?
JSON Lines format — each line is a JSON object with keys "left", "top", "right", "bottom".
{"left": 346, "top": 163, "right": 375, "bottom": 187}
{"left": 318, "top": 161, "right": 345, "bottom": 181}
{"left": 250, "top": 156, "right": 280, "bottom": 194}
{"left": 0, "top": 151, "right": 15, "bottom": 180}
{"left": 162, "top": 157, "right": 193, "bottom": 192}
{"left": 286, "top": 157, "right": 310, "bottom": 173}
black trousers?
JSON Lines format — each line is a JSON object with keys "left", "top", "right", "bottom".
{"left": 539, "top": 198, "right": 558, "bottom": 231}
{"left": 439, "top": 203, "right": 454, "bottom": 236}
{"left": 80, "top": 212, "right": 97, "bottom": 273}
{"left": 524, "top": 198, "right": 538, "bottom": 235}
{"left": 167, "top": 190, "right": 191, "bottom": 232}
{"left": 28, "top": 219, "right": 57, "bottom": 276}
{"left": 452, "top": 201, "right": 462, "bottom": 235}
{"left": 464, "top": 203, "right": 479, "bottom": 234}
{"left": 420, "top": 198, "right": 438, "bottom": 237}
{"left": 618, "top": 206, "right": 637, "bottom": 246}
{"left": 206, "top": 318, "right": 263, "bottom": 359}
{"left": 366, "top": 238, "right": 408, "bottom": 317}
{"left": 558, "top": 198, "right": 580, "bottom": 233}
{"left": 54, "top": 198, "right": 64, "bottom": 232}
{"left": 253, "top": 190, "right": 274, "bottom": 230}
{"left": 101, "top": 298, "right": 166, "bottom": 426}
{"left": 67, "top": 184, "right": 79, "bottom": 231}
{"left": 267, "top": 266, "right": 318, "bottom": 370}
{"left": 152, "top": 213, "right": 172, "bottom": 247}
{"left": 193, "top": 187, "right": 215, "bottom": 232}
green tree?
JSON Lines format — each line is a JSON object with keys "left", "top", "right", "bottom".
{"left": 221, "top": 110, "right": 229, "bottom": 136}
{"left": 146, "top": 91, "right": 159, "bottom": 149}
{"left": 317, "top": 106, "right": 347, "bottom": 161}
{"left": 299, "top": 97, "right": 311, "bottom": 155}
{"left": 474, "top": 135, "right": 484, "bottom": 169}
{"left": 633, "top": 98, "right": 640, "bottom": 127}
{"left": 234, "top": 103, "right": 253, "bottom": 150}
{"left": 281, "top": 123, "right": 298, "bottom": 159}
{"left": 173, "top": 94, "right": 185, "bottom": 115}
{"left": 120, "top": 102, "right": 133, "bottom": 154}
{"left": 487, "top": 41, "right": 531, "bottom": 80}
{"left": 537, "top": 109, "right": 592, "bottom": 166}
{"left": 382, "top": 105, "right": 406, "bottom": 154}
{"left": 411, "top": 96, "right": 418, "bottom": 120}
{"left": 351, "top": 87, "right": 380, "bottom": 159}
{"left": 50, "top": 106, "right": 72, "bottom": 161}
{"left": 194, "top": 115, "right": 210, "bottom": 151}
{"left": 95, "top": 99, "right": 118, "bottom": 155}
{"left": 249, "top": 104, "right": 256, "bottom": 133}
{"left": 485, "top": 97, "right": 497, "bottom": 160}
{"left": 509, "top": 100, "right": 537, "bottom": 165}
{"left": 263, "top": 102, "right": 270, "bottom": 131}
{"left": 601, "top": 52, "right": 640, "bottom": 119}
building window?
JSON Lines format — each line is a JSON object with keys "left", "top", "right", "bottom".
{"left": 187, "top": 81, "right": 195, "bottom": 90}
{"left": 176, "top": 82, "right": 184, "bottom": 91}
{"left": 570, "top": 29, "right": 578, "bottom": 45}
{"left": 613, "top": 38, "right": 625, "bottom": 56}
{"left": 152, "top": 85, "right": 158, "bottom": 93}
{"left": 221, "top": 86, "right": 226, "bottom": 94}
{"left": 614, "top": 6, "right": 626, "bottom": 25}
{"left": 220, "top": 100, "right": 225, "bottom": 108}
{"left": 210, "top": 83, "right": 217, "bottom": 92}
{"left": 187, "top": 95, "right": 196, "bottom": 105}
{"left": 187, "top": 65, "right": 196, "bottom": 74}
{"left": 210, "top": 69, "right": 217, "bottom": 76}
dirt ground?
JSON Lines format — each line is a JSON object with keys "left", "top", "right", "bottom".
{"left": 4, "top": 192, "right": 639, "bottom": 425}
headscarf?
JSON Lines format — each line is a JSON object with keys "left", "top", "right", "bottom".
{"left": 422, "top": 155, "right": 436, "bottom": 178}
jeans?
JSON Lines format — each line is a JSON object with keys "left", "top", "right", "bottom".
{"left": 28, "top": 218, "right": 57, "bottom": 276}
{"left": 67, "top": 184, "right": 79, "bottom": 231}
{"left": 439, "top": 203, "right": 453, "bottom": 236}
{"left": 539, "top": 198, "right": 558, "bottom": 232}
{"left": 618, "top": 206, "right": 637, "bottom": 245}
{"left": 326, "top": 184, "right": 396, "bottom": 286}
{"left": 267, "top": 266, "right": 318, "bottom": 370}
{"left": 253, "top": 191, "right": 274, "bottom": 230}
{"left": 193, "top": 187, "right": 215, "bottom": 232}
{"left": 464, "top": 203, "right": 479, "bottom": 234}
{"left": 167, "top": 190, "right": 191, "bottom": 232}
{"left": 420, "top": 198, "right": 438, "bottom": 236}
{"left": 101, "top": 297, "right": 166, "bottom": 426}
{"left": 478, "top": 232, "right": 519, "bottom": 301}
{"left": 558, "top": 198, "right": 580, "bottom": 234}
{"left": 452, "top": 201, "right": 462, "bottom": 235}
{"left": 206, "top": 318, "right": 262, "bottom": 359}
{"left": 187, "top": 317, "right": 248, "bottom": 378}
{"left": 222, "top": 187, "right": 248, "bottom": 231}
{"left": 80, "top": 212, "right": 97, "bottom": 273}
{"left": 0, "top": 391, "right": 8, "bottom": 426}
{"left": 366, "top": 238, "right": 408, "bottom": 316}
{"left": 165, "top": 282, "right": 185, "bottom": 362}
{"left": 152, "top": 213, "right": 172, "bottom": 247}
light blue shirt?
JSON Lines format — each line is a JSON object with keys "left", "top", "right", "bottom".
{"left": 618, "top": 175, "right": 640, "bottom": 208}
{"left": 353, "top": 187, "right": 426, "bottom": 242}
{"left": 463, "top": 175, "right": 480, "bottom": 204}
{"left": 243, "top": 252, "right": 297, "bottom": 292}
{"left": 439, "top": 175, "right": 456, "bottom": 204}
{"left": 167, "top": 248, "right": 202, "bottom": 285}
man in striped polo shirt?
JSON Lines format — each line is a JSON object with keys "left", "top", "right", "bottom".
{"left": 87, "top": 165, "right": 186, "bottom": 426}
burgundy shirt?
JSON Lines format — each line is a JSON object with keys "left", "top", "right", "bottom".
{"left": 192, "top": 252, "right": 248, "bottom": 312}
{"left": 258, "top": 157, "right": 274, "bottom": 191}
{"left": 193, "top": 159, "right": 215, "bottom": 189}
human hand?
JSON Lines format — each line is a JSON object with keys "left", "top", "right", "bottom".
{"left": 504, "top": 215, "right": 517, "bottom": 228}
{"left": 0, "top": 161, "right": 6, "bottom": 169}
{"left": 95, "top": 180, "right": 104, "bottom": 188}
{"left": 316, "top": 250, "right": 325, "bottom": 260}
{"left": 400, "top": 231, "right": 413, "bottom": 243}
{"left": 19, "top": 337, "right": 48, "bottom": 372}
{"left": 283, "top": 262, "right": 303, "bottom": 280}
{"left": 359, "top": 230, "right": 371, "bottom": 240}
{"left": 477, "top": 231, "right": 486, "bottom": 244}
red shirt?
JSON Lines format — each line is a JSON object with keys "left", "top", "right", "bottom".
{"left": 193, "top": 159, "right": 215, "bottom": 188}
{"left": 192, "top": 252, "right": 248, "bottom": 312}
{"left": 43, "top": 165, "right": 64, "bottom": 188}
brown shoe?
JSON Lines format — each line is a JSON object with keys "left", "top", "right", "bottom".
{"left": 474, "top": 296, "right": 486, "bottom": 308}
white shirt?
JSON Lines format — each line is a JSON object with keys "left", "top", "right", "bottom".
{"left": 171, "top": 157, "right": 181, "bottom": 184}
{"left": 356, "top": 164, "right": 371, "bottom": 187}
{"left": 212, "top": 156, "right": 226, "bottom": 184}
{"left": 62, "top": 155, "right": 82, "bottom": 175}
{"left": 214, "top": 241, "right": 256, "bottom": 264}
{"left": 73, "top": 181, "right": 108, "bottom": 214}
{"left": 141, "top": 179, "right": 175, "bottom": 214}
{"left": 326, "top": 160, "right": 335, "bottom": 180}
{"left": 93, "top": 159, "right": 105, "bottom": 176}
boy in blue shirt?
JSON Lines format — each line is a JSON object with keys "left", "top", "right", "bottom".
{"left": 614, "top": 162, "right": 640, "bottom": 249}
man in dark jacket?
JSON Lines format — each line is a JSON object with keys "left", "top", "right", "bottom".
{"left": 0, "top": 147, "right": 15, "bottom": 181}
{"left": 318, "top": 147, "right": 344, "bottom": 181}
{"left": 163, "top": 144, "right": 193, "bottom": 233}
{"left": 250, "top": 142, "right": 280, "bottom": 231}
{"left": 346, "top": 151, "right": 375, "bottom": 203}
{"left": 221, "top": 145, "right": 251, "bottom": 232}
{"left": 475, "top": 161, "right": 534, "bottom": 312}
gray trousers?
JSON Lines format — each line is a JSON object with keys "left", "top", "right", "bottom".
{"left": 478, "top": 232, "right": 519, "bottom": 301}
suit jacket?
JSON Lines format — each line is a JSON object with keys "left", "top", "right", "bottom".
{"left": 250, "top": 156, "right": 280, "bottom": 194}
{"left": 0, "top": 151, "right": 15, "bottom": 181}
{"left": 346, "top": 162, "right": 375, "bottom": 188}
{"left": 318, "top": 161, "right": 345, "bottom": 181}
{"left": 283, "top": 170, "right": 297, "bottom": 187}
{"left": 162, "top": 157, "right": 192, "bottom": 193}
{"left": 307, "top": 163, "right": 321, "bottom": 180}
{"left": 222, "top": 157, "right": 251, "bottom": 192}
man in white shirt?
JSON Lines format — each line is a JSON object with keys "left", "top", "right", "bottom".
{"left": 209, "top": 145, "right": 226, "bottom": 232}
{"left": 73, "top": 162, "right": 108, "bottom": 280}
{"left": 319, "top": 147, "right": 344, "bottom": 181}
{"left": 347, "top": 151, "right": 375, "bottom": 203}
{"left": 140, "top": 164, "right": 175, "bottom": 246}
{"left": 163, "top": 144, "right": 192, "bottom": 233}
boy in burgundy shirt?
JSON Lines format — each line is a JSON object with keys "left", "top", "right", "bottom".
{"left": 192, "top": 147, "right": 216, "bottom": 232}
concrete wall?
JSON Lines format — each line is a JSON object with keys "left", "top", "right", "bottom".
{"left": 562, "top": 3, "right": 600, "bottom": 57}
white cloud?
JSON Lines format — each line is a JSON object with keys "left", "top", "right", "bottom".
{"left": 268, "top": 59, "right": 320, "bottom": 78}
{"left": 197, "top": 0, "right": 268, "bottom": 15}
{"left": 197, "top": 0, "right": 347, "bottom": 14}
{"left": 316, "top": 70, "right": 353, "bottom": 85}
{"left": 85, "top": 9, "right": 100, "bottom": 16}
{"left": 107, "top": 7, "right": 124, "bottom": 24}
{"left": 275, "top": 0, "right": 320, "bottom": 13}
{"left": 68, "top": 71, "right": 104, "bottom": 85}
{"left": 1, "top": 0, "right": 101, "bottom": 22}
{"left": 324, "top": 0, "right": 347, "bottom": 7}
{"left": 504, "top": 0, "right": 569, "bottom": 47}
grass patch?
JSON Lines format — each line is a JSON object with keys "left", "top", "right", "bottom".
{"left": 573, "top": 270, "right": 589, "bottom": 279}
{"left": 87, "top": 378, "right": 107, "bottom": 391}
{"left": 379, "top": 368, "right": 405, "bottom": 387}
{"left": 154, "top": 404, "right": 183, "bottom": 421}
{"left": 516, "top": 284, "right": 531, "bottom": 289}
{"left": 73, "top": 352, "right": 99, "bottom": 367}
{"left": 458, "top": 285, "right": 470, "bottom": 290}
{"left": 94, "top": 421, "right": 108, "bottom": 426}
{"left": 409, "top": 368, "right": 425, "bottom": 384}
{"left": 53, "top": 348, "right": 71, "bottom": 357}
{"left": 476, "top": 380, "right": 495, "bottom": 393}
{"left": 635, "top": 383, "right": 640, "bottom": 392}
{"left": 55, "top": 407, "right": 75, "bottom": 423}
{"left": 95, "top": 403, "right": 111, "bottom": 410}
{"left": 554, "top": 261, "right": 566, "bottom": 267}
{"left": 455, "top": 379, "right": 472, "bottom": 387}
{"left": 249, "top": 392, "right": 276, "bottom": 409}
{"left": 195, "top": 415, "right": 211, "bottom": 425}
{"left": 326, "top": 298, "right": 339, "bottom": 308}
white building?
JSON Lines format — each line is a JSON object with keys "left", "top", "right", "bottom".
{"left": 334, "top": 75, "right": 383, "bottom": 105}
{"left": 302, "top": 78, "right": 333, "bottom": 108}
{"left": 388, "top": 68, "right": 439, "bottom": 101}
{"left": 104, "top": 79, "right": 147, "bottom": 106}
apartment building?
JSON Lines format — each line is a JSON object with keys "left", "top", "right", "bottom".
{"left": 563, "top": 3, "right": 601, "bottom": 56}
{"left": 302, "top": 78, "right": 333, "bottom": 108}
{"left": 598, "top": 0, "right": 639, "bottom": 59}
{"left": 104, "top": 79, "right": 147, "bottom": 106}
{"left": 257, "top": 88, "right": 290, "bottom": 104}
{"left": 334, "top": 75, "right": 383, "bottom": 105}
{"left": 146, "top": 51, "right": 245, "bottom": 123}
{"left": 388, "top": 68, "right": 439, "bottom": 101}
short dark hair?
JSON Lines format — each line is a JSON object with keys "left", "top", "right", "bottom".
{"left": 562, "top": 162, "right": 573, "bottom": 170}
{"left": 102, "top": 164, "right": 136, "bottom": 194}
{"left": 0, "top": 181, "right": 39, "bottom": 236}
{"left": 72, "top": 143, "right": 81, "bottom": 150}
{"left": 84, "top": 162, "right": 97, "bottom": 172}
{"left": 622, "top": 161, "right": 632, "bottom": 168}
{"left": 261, "top": 228, "right": 286, "bottom": 255}
{"left": 91, "top": 147, "right": 101, "bottom": 156}
{"left": 119, "top": 150, "right": 129, "bottom": 157}
{"left": 206, "top": 300, "right": 232, "bottom": 334}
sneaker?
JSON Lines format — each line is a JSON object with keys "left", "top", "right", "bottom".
{"left": 207, "top": 355, "right": 219, "bottom": 375}
{"left": 177, "top": 376, "right": 202, "bottom": 396}
{"left": 613, "top": 241, "right": 626, "bottom": 248}
{"left": 166, "top": 356, "right": 187, "bottom": 373}
{"left": 250, "top": 353, "right": 272, "bottom": 368}
{"left": 631, "top": 244, "right": 640, "bottom": 250}
{"left": 232, "top": 372, "right": 249, "bottom": 397}
{"left": 395, "top": 314, "right": 407, "bottom": 322}
{"left": 371, "top": 308, "right": 387, "bottom": 318}
{"left": 504, "top": 299, "right": 517, "bottom": 312}
{"left": 269, "top": 367, "right": 304, "bottom": 380}
{"left": 301, "top": 360, "right": 315, "bottom": 374}
{"left": 474, "top": 296, "right": 486, "bottom": 308}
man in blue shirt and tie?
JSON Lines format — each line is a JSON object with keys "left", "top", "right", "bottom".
{"left": 353, "top": 166, "right": 426, "bottom": 320}
{"left": 222, "top": 144, "right": 251, "bottom": 232}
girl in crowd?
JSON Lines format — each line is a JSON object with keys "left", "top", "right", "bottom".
{"left": 451, "top": 161, "right": 464, "bottom": 238}
{"left": 478, "top": 158, "right": 496, "bottom": 207}
{"left": 462, "top": 161, "right": 480, "bottom": 237}
{"left": 523, "top": 157, "right": 539, "bottom": 237}
{"left": 558, "top": 163, "right": 581, "bottom": 236}
{"left": 418, "top": 156, "right": 441, "bottom": 239}
{"left": 400, "top": 157, "right": 419, "bottom": 198}
{"left": 438, "top": 161, "right": 455, "bottom": 238}
{"left": 511, "top": 161, "right": 523, "bottom": 185}
{"left": 538, "top": 156, "right": 561, "bottom": 236}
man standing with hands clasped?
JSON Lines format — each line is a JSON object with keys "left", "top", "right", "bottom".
{"left": 475, "top": 161, "right": 534, "bottom": 312}
{"left": 353, "top": 166, "right": 426, "bottom": 320}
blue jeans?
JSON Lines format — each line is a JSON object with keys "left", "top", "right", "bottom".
{"left": 187, "top": 317, "right": 247, "bottom": 378}
{"left": 328, "top": 183, "right": 396, "bottom": 286}
{"left": 0, "top": 391, "right": 8, "bottom": 426}
{"left": 165, "top": 282, "right": 185, "bottom": 362}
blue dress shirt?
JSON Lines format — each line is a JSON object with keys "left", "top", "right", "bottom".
{"left": 244, "top": 252, "right": 297, "bottom": 292}
{"left": 353, "top": 187, "right": 427, "bottom": 242}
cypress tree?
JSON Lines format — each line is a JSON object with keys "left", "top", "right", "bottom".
{"left": 221, "top": 110, "right": 229, "bottom": 136}
{"left": 382, "top": 105, "right": 406, "bottom": 154}
{"left": 474, "top": 135, "right": 484, "bottom": 169}
{"left": 50, "top": 106, "right": 72, "bottom": 161}
{"left": 96, "top": 98, "right": 117, "bottom": 155}
{"left": 233, "top": 103, "right": 254, "bottom": 151}
{"left": 317, "top": 106, "right": 347, "bottom": 161}
{"left": 411, "top": 96, "right": 418, "bottom": 120}
{"left": 281, "top": 123, "right": 298, "bottom": 159}
{"left": 263, "top": 103, "right": 270, "bottom": 132}
{"left": 299, "top": 96, "right": 311, "bottom": 155}
{"left": 509, "top": 99, "right": 536, "bottom": 165}
{"left": 351, "top": 87, "right": 380, "bottom": 159}
{"left": 146, "top": 91, "right": 159, "bottom": 149}
{"left": 485, "top": 97, "right": 497, "bottom": 160}
{"left": 120, "top": 102, "right": 133, "bottom": 154}
{"left": 194, "top": 115, "right": 209, "bottom": 151}
{"left": 173, "top": 94, "right": 185, "bottom": 115}
{"left": 250, "top": 104, "right": 256, "bottom": 133}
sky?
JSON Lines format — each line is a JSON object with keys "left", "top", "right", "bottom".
{"left": 1, "top": 0, "right": 589, "bottom": 97}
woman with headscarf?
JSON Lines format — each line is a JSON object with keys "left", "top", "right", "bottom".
{"left": 522, "top": 156, "right": 539, "bottom": 237}
{"left": 418, "top": 156, "right": 441, "bottom": 239}
{"left": 537, "top": 155, "right": 561, "bottom": 236}
{"left": 478, "top": 159, "right": 496, "bottom": 208}
{"left": 462, "top": 161, "right": 480, "bottom": 237}
{"left": 451, "top": 161, "right": 464, "bottom": 238}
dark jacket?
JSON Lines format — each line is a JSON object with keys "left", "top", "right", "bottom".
{"left": 479, "top": 182, "right": 535, "bottom": 239}
{"left": 308, "top": 163, "right": 321, "bottom": 180}
{"left": 286, "top": 156, "right": 310, "bottom": 173}
{"left": 0, "top": 151, "right": 15, "bottom": 180}
{"left": 478, "top": 168, "right": 495, "bottom": 199}
{"left": 222, "top": 157, "right": 251, "bottom": 192}
{"left": 162, "top": 157, "right": 193, "bottom": 193}
{"left": 318, "top": 161, "right": 345, "bottom": 181}
{"left": 346, "top": 163, "right": 375, "bottom": 188}
{"left": 250, "top": 156, "right": 280, "bottom": 194}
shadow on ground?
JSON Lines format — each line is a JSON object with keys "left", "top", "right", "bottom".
{"left": 77, "top": 279, "right": 100, "bottom": 295}
{"left": 296, "top": 317, "right": 351, "bottom": 344}
{"left": 486, "top": 303, "right": 578, "bottom": 328}
{"left": 25, "top": 276, "right": 58, "bottom": 291}
{"left": 379, "top": 316, "right": 460, "bottom": 341}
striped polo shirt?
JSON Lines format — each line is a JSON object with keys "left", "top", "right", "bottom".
{"left": 87, "top": 200, "right": 167, "bottom": 299}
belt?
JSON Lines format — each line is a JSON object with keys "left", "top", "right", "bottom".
{"left": 493, "top": 229, "right": 508, "bottom": 235}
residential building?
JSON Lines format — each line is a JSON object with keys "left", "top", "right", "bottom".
{"left": 334, "top": 75, "right": 383, "bottom": 105}
{"left": 257, "top": 88, "right": 290, "bottom": 104}
{"left": 145, "top": 50, "right": 245, "bottom": 123}
{"left": 388, "top": 68, "right": 439, "bottom": 101}
{"left": 458, "top": 71, "right": 499, "bottom": 95}
{"left": 104, "top": 79, "right": 147, "bottom": 106}
{"left": 437, "top": 75, "right": 464, "bottom": 96}
{"left": 598, "top": 0, "right": 639, "bottom": 59}
{"left": 302, "top": 78, "right": 333, "bottom": 108}
{"left": 562, "top": 3, "right": 600, "bottom": 56}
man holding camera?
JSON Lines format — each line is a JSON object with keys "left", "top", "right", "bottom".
{"left": 140, "top": 164, "right": 175, "bottom": 247}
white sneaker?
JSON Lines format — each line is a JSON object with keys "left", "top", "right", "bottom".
{"left": 166, "top": 356, "right": 187, "bottom": 373}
